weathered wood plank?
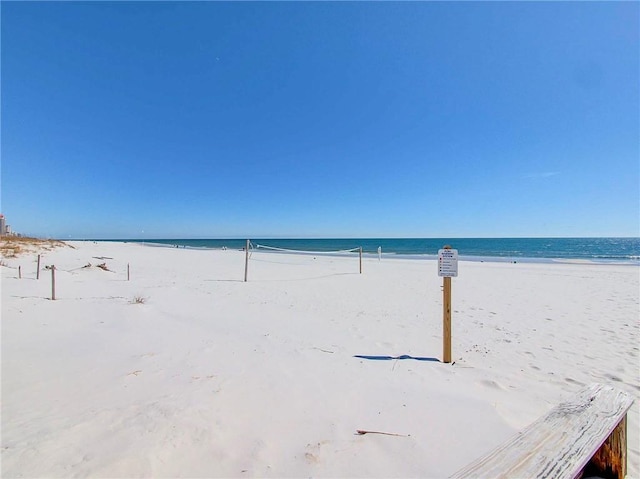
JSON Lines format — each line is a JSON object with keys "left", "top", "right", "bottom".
{"left": 450, "top": 383, "right": 633, "bottom": 479}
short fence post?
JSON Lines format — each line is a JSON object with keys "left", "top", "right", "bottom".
{"left": 36, "top": 254, "right": 41, "bottom": 280}
{"left": 51, "top": 265, "right": 56, "bottom": 301}
{"left": 127, "top": 263, "right": 130, "bottom": 281}
{"left": 18, "top": 265, "right": 22, "bottom": 279}
{"left": 359, "top": 247, "right": 363, "bottom": 274}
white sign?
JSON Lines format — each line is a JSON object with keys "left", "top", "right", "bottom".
{"left": 438, "top": 248, "right": 458, "bottom": 277}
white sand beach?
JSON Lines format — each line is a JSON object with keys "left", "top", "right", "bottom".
{"left": 2, "top": 241, "right": 639, "bottom": 478}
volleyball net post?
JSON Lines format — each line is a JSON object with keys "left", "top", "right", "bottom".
{"left": 244, "top": 239, "right": 250, "bottom": 282}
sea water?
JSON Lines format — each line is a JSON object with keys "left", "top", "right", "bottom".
{"left": 128, "top": 237, "right": 640, "bottom": 264}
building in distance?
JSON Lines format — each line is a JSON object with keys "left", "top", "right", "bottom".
{"left": 0, "top": 214, "right": 15, "bottom": 236}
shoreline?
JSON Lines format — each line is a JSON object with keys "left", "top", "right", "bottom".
{"left": 116, "top": 239, "right": 640, "bottom": 266}
{"left": 70, "top": 240, "right": 640, "bottom": 266}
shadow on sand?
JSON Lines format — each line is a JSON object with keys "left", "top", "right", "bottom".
{"left": 354, "top": 354, "right": 441, "bottom": 362}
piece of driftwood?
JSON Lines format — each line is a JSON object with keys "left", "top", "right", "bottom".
{"left": 450, "top": 383, "right": 633, "bottom": 479}
{"left": 355, "top": 429, "right": 409, "bottom": 437}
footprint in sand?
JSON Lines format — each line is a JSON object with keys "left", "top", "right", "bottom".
{"left": 304, "top": 452, "right": 319, "bottom": 464}
{"left": 133, "top": 352, "right": 156, "bottom": 359}
{"left": 303, "top": 441, "right": 328, "bottom": 465}
{"left": 603, "top": 373, "right": 623, "bottom": 382}
{"left": 479, "top": 379, "right": 505, "bottom": 390}
{"left": 564, "top": 377, "right": 584, "bottom": 386}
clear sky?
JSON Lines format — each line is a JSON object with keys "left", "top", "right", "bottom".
{"left": 1, "top": 1, "right": 638, "bottom": 239}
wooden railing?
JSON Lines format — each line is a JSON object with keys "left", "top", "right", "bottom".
{"left": 451, "top": 383, "right": 633, "bottom": 479}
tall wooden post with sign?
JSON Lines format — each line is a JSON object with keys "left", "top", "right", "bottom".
{"left": 438, "top": 246, "right": 458, "bottom": 363}
{"left": 443, "top": 276, "right": 452, "bottom": 363}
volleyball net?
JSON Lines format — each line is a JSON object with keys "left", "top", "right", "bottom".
{"left": 254, "top": 243, "right": 360, "bottom": 255}
{"left": 244, "top": 241, "right": 363, "bottom": 281}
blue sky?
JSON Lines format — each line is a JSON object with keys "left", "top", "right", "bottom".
{"left": 1, "top": 2, "right": 638, "bottom": 239}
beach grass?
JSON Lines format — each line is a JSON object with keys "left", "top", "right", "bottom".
{"left": 0, "top": 236, "right": 71, "bottom": 257}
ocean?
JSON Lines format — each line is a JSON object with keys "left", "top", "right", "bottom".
{"left": 126, "top": 237, "right": 640, "bottom": 264}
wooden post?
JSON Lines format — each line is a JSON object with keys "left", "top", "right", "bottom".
{"left": 244, "top": 239, "right": 249, "bottom": 282}
{"left": 442, "top": 245, "right": 452, "bottom": 363}
{"left": 590, "top": 415, "right": 627, "bottom": 479}
{"left": 127, "top": 263, "right": 130, "bottom": 281}
{"left": 36, "top": 254, "right": 41, "bottom": 280}
{"left": 359, "top": 247, "right": 362, "bottom": 274}
{"left": 443, "top": 276, "right": 452, "bottom": 363}
{"left": 18, "top": 266, "right": 22, "bottom": 279}
{"left": 51, "top": 265, "right": 56, "bottom": 300}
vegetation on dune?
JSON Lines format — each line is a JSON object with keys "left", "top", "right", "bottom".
{"left": 0, "top": 236, "right": 72, "bottom": 257}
